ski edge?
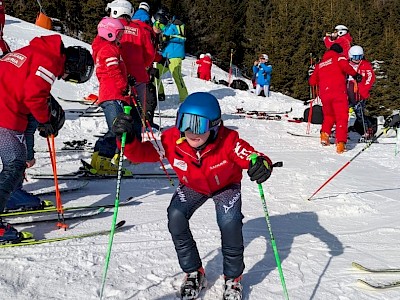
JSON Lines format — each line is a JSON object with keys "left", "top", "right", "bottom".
{"left": 352, "top": 261, "right": 400, "bottom": 273}
{"left": 357, "top": 279, "right": 400, "bottom": 290}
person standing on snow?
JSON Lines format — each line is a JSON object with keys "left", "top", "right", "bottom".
{"left": 0, "top": 0, "right": 11, "bottom": 56}
{"left": 346, "top": 45, "right": 376, "bottom": 141}
{"left": 196, "top": 53, "right": 205, "bottom": 78}
{"left": 153, "top": 9, "right": 188, "bottom": 102}
{"left": 132, "top": 2, "right": 151, "bottom": 25}
{"left": 324, "top": 24, "right": 352, "bottom": 59}
{"left": 111, "top": 92, "right": 274, "bottom": 300}
{"left": 90, "top": 16, "right": 133, "bottom": 176}
{"left": 0, "top": 34, "right": 94, "bottom": 241}
{"left": 107, "top": 0, "right": 158, "bottom": 134}
{"left": 309, "top": 44, "right": 362, "bottom": 154}
{"left": 199, "top": 53, "right": 212, "bottom": 81}
{"left": 252, "top": 54, "right": 272, "bottom": 97}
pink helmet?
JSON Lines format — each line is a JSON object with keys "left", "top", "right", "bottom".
{"left": 97, "top": 17, "right": 124, "bottom": 42}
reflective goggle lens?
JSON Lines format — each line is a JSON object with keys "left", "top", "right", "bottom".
{"left": 177, "top": 113, "right": 210, "bottom": 134}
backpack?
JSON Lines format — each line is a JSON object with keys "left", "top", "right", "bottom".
{"left": 172, "top": 18, "right": 185, "bottom": 38}
{"left": 230, "top": 79, "right": 249, "bottom": 91}
{"left": 303, "top": 105, "right": 323, "bottom": 124}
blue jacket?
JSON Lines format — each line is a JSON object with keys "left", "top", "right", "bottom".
{"left": 132, "top": 9, "right": 151, "bottom": 25}
{"left": 253, "top": 63, "right": 272, "bottom": 86}
{"left": 161, "top": 22, "right": 186, "bottom": 59}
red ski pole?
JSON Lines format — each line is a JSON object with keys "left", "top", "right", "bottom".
{"left": 308, "top": 131, "right": 385, "bottom": 201}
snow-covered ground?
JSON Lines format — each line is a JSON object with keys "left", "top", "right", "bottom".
{"left": 2, "top": 15, "right": 400, "bottom": 300}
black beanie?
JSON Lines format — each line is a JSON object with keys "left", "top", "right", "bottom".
{"left": 330, "top": 43, "right": 343, "bottom": 54}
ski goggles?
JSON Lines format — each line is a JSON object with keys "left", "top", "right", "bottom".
{"left": 153, "top": 21, "right": 166, "bottom": 31}
{"left": 176, "top": 113, "right": 220, "bottom": 135}
{"left": 351, "top": 55, "right": 363, "bottom": 61}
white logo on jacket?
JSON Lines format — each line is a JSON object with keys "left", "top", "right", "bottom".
{"left": 234, "top": 142, "right": 253, "bottom": 159}
{"left": 173, "top": 158, "right": 187, "bottom": 171}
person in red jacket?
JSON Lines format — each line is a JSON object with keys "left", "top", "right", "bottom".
{"left": 106, "top": 0, "right": 157, "bottom": 128}
{"left": 112, "top": 92, "right": 274, "bottom": 300}
{"left": 309, "top": 44, "right": 362, "bottom": 154}
{"left": 195, "top": 53, "right": 205, "bottom": 78}
{"left": 0, "top": 34, "right": 94, "bottom": 242}
{"left": 197, "top": 53, "right": 212, "bottom": 81}
{"left": 323, "top": 25, "right": 352, "bottom": 59}
{"left": 0, "top": 0, "right": 11, "bottom": 55}
{"left": 90, "top": 16, "right": 132, "bottom": 176}
{"left": 347, "top": 45, "right": 376, "bottom": 141}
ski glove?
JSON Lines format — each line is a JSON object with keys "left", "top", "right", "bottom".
{"left": 354, "top": 73, "right": 363, "bottom": 83}
{"left": 127, "top": 75, "right": 136, "bottom": 87}
{"left": 38, "top": 95, "right": 65, "bottom": 138}
{"left": 247, "top": 156, "right": 272, "bottom": 184}
{"left": 112, "top": 113, "right": 135, "bottom": 143}
{"left": 384, "top": 114, "right": 400, "bottom": 128}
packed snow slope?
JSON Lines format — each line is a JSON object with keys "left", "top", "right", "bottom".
{"left": 1, "top": 15, "right": 400, "bottom": 300}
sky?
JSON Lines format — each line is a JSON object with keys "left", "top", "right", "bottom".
{"left": 1, "top": 15, "right": 400, "bottom": 300}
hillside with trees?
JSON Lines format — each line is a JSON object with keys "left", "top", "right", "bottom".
{"left": 8, "top": 0, "right": 400, "bottom": 116}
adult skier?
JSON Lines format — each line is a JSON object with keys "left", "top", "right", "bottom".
{"left": 112, "top": 92, "right": 274, "bottom": 300}
{"left": 0, "top": 34, "right": 94, "bottom": 242}
{"left": 323, "top": 24, "right": 353, "bottom": 59}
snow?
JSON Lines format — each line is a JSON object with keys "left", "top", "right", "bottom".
{"left": 2, "top": 15, "right": 400, "bottom": 300}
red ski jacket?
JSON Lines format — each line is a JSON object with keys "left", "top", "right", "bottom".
{"left": 348, "top": 60, "right": 376, "bottom": 100}
{"left": 92, "top": 36, "right": 128, "bottom": 104}
{"left": 119, "top": 19, "right": 156, "bottom": 83}
{"left": 120, "top": 125, "right": 272, "bottom": 195}
{"left": 309, "top": 50, "right": 357, "bottom": 97}
{"left": 0, "top": 35, "right": 65, "bottom": 132}
{"left": 196, "top": 56, "right": 212, "bottom": 80}
{"left": 324, "top": 33, "right": 353, "bottom": 59}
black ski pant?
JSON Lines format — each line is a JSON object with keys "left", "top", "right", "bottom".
{"left": 167, "top": 183, "right": 244, "bottom": 279}
{"left": 0, "top": 127, "right": 26, "bottom": 212}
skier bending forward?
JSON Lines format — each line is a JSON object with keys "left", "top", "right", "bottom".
{"left": 112, "top": 92, "right": 274, "bottom": 300}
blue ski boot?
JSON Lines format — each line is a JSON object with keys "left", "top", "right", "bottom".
{"left": 6, "top": 189, "right": 50, "bottom": 211}
{"left": 0, "top": 220, "right": 21, "bottom": 243}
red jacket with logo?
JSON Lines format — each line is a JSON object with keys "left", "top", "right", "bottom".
{"left": 121, "top": 125, "right": 272, "bottom": 195}
{"left": 323, "top": 33, "right": 353, "bottom": 59}
{"left": 119, "top": 19, "right": 156, "bottom": 83}
{"left": 309, "top": 50, "right": 357, "bottom": 97}
{"left": 348, "top": 60, "right": 376, "bottom": 100}
{"left": 92, "top": 36, "right": 128, "bottom": 104}
{"left": 196, "top": 56, "right": 212, "bottom": 80}
{"left": 0, "top": 35, "right": 65, "bottom": 132}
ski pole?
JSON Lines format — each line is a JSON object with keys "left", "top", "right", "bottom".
{"left": 249, "top": 154, "right": 289, "bottom": 300}
{"left": 99, "top": 106, "right": 132, "bottom": 299}
{"left": 308, "top": 130, "right": 386, "bottom": 201}
{"left": 46, "top": 135, "right": 67, "bottom": 229}
{"left": 228, "top": 49, "right": 233, "bottom": 86}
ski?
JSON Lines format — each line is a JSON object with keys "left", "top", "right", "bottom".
{"left": 352, "top": 262, "right": 400, "bottom": 273}
{"left": 234, "top": 107, "right": 292, "bottom": 115}
{"left": 30, "top": 180, "right": 89, "bottom": 196}
{"left": 1, "top": 196, "right": 137, "bottom": 218}
{"left": 235, "top": 114, "right": 282, "bottom": 121}
{"left": 57, "top": 97, "right": 94, "bottom": 105}
{"left": 357, "top": 279, "right": 400, "bottom": 290}
{"left": 287, "top": 131, "right": 319, "bottom": 138}
{"left": 8, "top": 207, "right": 106, "bottom": 226}
{"left": 0, "top": 220, "right": 125, "bottom": 248}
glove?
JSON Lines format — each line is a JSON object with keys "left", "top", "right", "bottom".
{"left": 122, "top": 85, "right": 131, "bottom": 96}
{"left": 127, "top": 75, "right": 136, "bottom": 87}
{"left": 354, "top": 73, "right": 363, "bottom": 83}
{"left": 384, "top": 114, "right": 400, "bottom": 128}
{"left": 159, "top": 56, "right": 170, "bottom": 67}
{"left": 112, "top": 113, "right": 135, "bottom": 143}
{"left": 247, "top": 156, "right": 272, "bottom": 184}
{"left": 162, "top": 35, "right": 171, "bottom": 43}
{"left": 38, "top": 95, "right": 65, "bottom": 138}
{"left": 149, "top": 67, "right": 160, "bottom": 80}
{"left": 308, "top": 65, "right": 315, "bottom": 76}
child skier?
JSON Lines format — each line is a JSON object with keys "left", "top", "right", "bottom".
{"left": 112, "top": 92, "right": 274, "bottom": 300}
{"left": 252, "top": 54, "right": 272, "bottom": 97}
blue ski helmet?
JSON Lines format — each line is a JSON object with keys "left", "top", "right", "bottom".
{"left": 176, "top": 92, "right": 221, "bottom": 135}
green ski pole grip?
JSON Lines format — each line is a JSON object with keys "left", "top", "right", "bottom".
{"left": 124, "top": 106, "right": 132, "bottom": 115}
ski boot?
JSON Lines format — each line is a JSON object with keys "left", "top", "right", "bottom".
{"left": 223, "top": 275, "right": 243, "bottom": 300}
{"left": 320, "top": 132, "right": 330, "bottom": 146}
{"left": 5, "top": 189, "right": 52, "bottom": 211}
{"left": 88, "top": 152, "right": 132, "bottom": 176}
{"left": 0, "top": 219, "right": 22, "bottom": 243}
{"left": 179, "top": 267, "right": 206, "bottom": 299}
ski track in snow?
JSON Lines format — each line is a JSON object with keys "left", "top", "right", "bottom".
{"left": 1, "top": 15, "right": 400, "bottom": 299}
